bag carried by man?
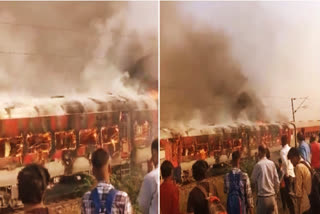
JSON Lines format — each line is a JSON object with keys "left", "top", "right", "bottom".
{"left": 226, "top": 172, "right": 245, "bottom": 214}
{"left": 197, "top": 182, "right": 226, "bottom": 214}
{"left": 299, "top": 161, "right": 320, "bottom": 214}
{"left": 90, "top": 188, "right": 118, "bottom": 214}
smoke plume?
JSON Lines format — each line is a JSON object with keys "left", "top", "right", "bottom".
{"left": 160, "top": 2, "right": 266, "bottom": 127}
{"left": 0, "top": 2, "right": 157, "bottom": 117}
{"left": 175, "top": 2, "right": 320, "bottom": 122}
{"left": 0, "top": 1, "right": 157, "bottom": 98}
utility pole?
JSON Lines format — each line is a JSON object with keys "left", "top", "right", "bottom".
{"left": 291, "top": 98, "right": 296, "bottom": 122}
{"left": 290, "top": 97, "right": 308, "bottom": 147}
{"left": 291, "top": 97, "right": 308, "bottom": 122}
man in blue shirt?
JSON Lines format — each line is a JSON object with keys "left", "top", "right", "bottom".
{"left": 297, "top": 132, "right": 311, "bottom": 163}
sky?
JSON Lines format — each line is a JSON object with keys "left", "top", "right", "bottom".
{"left": 178, "top": 1, "right": 320, "bottom": 121}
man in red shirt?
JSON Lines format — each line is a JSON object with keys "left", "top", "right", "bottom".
{"left": 160, "top": 160, "right": 181, "bottom": 214}
{"left": 310, "top": 135, "right": 320, "bottom": 170}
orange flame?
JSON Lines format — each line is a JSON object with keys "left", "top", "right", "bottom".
{"left": 149, "top": 89, "right": 158, "bottom": 101}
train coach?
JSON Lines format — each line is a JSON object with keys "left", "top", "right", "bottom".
{"left": 160, "top": 121, "right": 320, "bottom": 167}
{"left": 0, "top": 95, "right": 157, "bottom": 208}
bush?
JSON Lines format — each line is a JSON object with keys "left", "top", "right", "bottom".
{"left": 240, "top": 158, "right": 256, "bottom": 177}
{"left": 110, "top": 166, "right": 145, "bottom": 214}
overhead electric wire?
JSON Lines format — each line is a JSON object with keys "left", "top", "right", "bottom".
{"left": 0, "top": 21, "right": 81, "bottom": 33}
{"left": 0, "top": 20, "right": 134, "bottom": 37}
{"left": 0, "top": 50, "right": 106, "bottom": 60}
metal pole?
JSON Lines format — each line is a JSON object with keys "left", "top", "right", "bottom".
{"left": 291, "top": 98, "right": 295, "bottom": 122}
{"left": 291, "top": 98, "right": 297, "bottom": 147}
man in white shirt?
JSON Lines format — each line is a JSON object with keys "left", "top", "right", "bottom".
{"left": 138, "top": 139, "right": 159, "bottom": 214}
{"left": 280, "top": 135, "right": 295, "bottom": 214}
{"left": 251, "top": 145, "right": 280, "bottom": 214}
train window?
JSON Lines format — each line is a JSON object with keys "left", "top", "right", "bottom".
{"left": 26, "top": 133, "right": 52, "bottom": 153}
{"left": 101, "top": 126, "right": 120, "bottom": 157}
{"left": 0, "top": 136, "right": 24, "bottom": 158}
{"left": 55, "top": 130, "right": 76, "bottom": 150}
{"left": 79, "top": 129, "right": 98, "bottom": 146}
{"left": 133, "top": 120, "right": 151, "bottom": 148}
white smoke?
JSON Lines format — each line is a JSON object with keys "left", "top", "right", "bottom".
{"left": 0, "top": 2, "right": 157, "bottom": 117}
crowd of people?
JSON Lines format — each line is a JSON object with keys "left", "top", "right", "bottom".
{"left": 160, "top": 132, "right": 320, "bottom": 214}
{"left": 16, "top": 139, "right": 159, "bottom": 214}
{"left": 11, "top": 132, "right": 320, "bottom": 214}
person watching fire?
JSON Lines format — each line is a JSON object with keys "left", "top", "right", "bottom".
{"left": 82, "top": 148, "right": 132, "bottom": 214}
{"left": 137, "top": 139, "right": 159, "bottom": 214}
{"left": 279, "top": 135, "right": 295, "bottom": 214}
{"left": 297, "top": 132, "right": 311, "bottom": 163}
{"left": 17, "top": 164, "right": 50, "bottom": 214}
{"left": 160, "top": 160, "right": 181, "bottom": 214}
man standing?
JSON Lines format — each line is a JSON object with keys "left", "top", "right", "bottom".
{"left": 17, "top": 164, "right": 50, "bottom": 214}
{"left": 138, "top": 139, "right": 159, "bottom": 214}
{"left": 297, "top": 132, "right": 311, "bottom": 163}
{"left": 224, "top": 151, "right": 254, "bottom": 214}
{"left": 310, "top": 135, "right": 320, "bottom": 171}
{"left": 280, "top": 135, "right": 295, "bottom": 214}
{"left": 287, "top": 148, "right": 312, "bottom": 214}
{"left": 82, "top": 148, "right": 132, "bottom": 214}
{"left": 160, "top": 160, "right": 180, "bottom": 214}
{"left": 187, "top": 160, "right": 219, "bottom": 214}
{"left": 251, "top": 146, "right": 280, "bottom": 214}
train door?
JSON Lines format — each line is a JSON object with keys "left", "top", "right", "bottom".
{"left": 195, "top": 135, "right": 208, "bottom": 160}
{"left": 130, "top": 110, "right": 156, "bottom": 166}
{"left": 181, "top": 136, "right": 194, "bottom": 162}
{"left": 119, "top": 111, "right": 130, "bottom": 160}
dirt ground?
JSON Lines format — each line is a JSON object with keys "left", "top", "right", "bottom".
{"left": 10, "top": 199, "right": 82, "bottom": 214}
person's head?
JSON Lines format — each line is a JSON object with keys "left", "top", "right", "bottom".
{"left": 310, "top": 135, "right": 316, "bottom": 143}
{"left": 266, "top": 148, "right": 271, "bottom": 160}
{"left": 281, "top": 135, "right": 288, "bottom": 147}
{"left": 287, "top": 147, "right": 300, "bottom": 166}
{"left": 232, "top": 151, "right": 241, "bottom": 167}
{"left": 151, "top": 138, "right": 158, "bottom": 167}
{"left": 91, "top": 148, "right": 111, "bottom": 181}
{"left": 192, "top": 160, "right": 209, "bottom": 181}
{"left": 297, "top": 132, "right": 305, "bottom": 143}
{"left": 161, "top": 160, "right": 174, "bottom": 180}
{"left": 258, "top": 145, "right": 267, "bottom": 159}
{"left": 17, "top": 164, "right": 50, "bottom": 205}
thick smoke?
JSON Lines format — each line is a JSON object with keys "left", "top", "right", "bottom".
{"left": 160, "top": 2, "right": 267, "bottom": 127}
{"left": 178, "top": 2, "right": 320, "bottom": 122}
{"left": 0, "top": 2, "right": 157, "bottom": 98}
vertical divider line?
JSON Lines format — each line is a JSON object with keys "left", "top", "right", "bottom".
{"left": 157, "top": 0, "right": 161, "bottom": 214}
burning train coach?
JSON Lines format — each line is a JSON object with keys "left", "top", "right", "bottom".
{"left": 160, "top": 121, "right": 320, "bottom": 167}
{"left": 0, "top": 95, "right": 157, "bottom": 208}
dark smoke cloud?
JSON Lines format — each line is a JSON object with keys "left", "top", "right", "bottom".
{"left": 0, "top": 2, "right": 157, "bottom": 97}
{"left": 160, "top": 2, "right": 266, "bottom": 127}
{"left": 123, "top": 53, "right": 158, "bottom": 92}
